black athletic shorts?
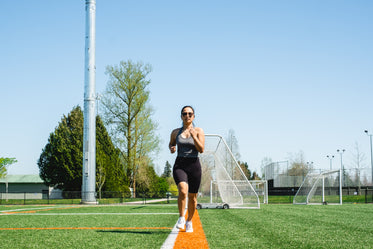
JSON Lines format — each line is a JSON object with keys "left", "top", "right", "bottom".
{"left": 173, "top": 157, "right": 202, "bottom": 194}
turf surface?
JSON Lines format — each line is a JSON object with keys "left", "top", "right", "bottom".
{"left": 1, "top": 204, "right": 372, "bottom": 248}
{"left": 199, "top": 204, "right": 373, "bottom": 248}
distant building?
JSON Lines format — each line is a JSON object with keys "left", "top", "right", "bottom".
{"left": 0, "top": 175, "right": 62, "bottom": 199}
{"left": 0, "top": 175, "right": 47, "bottom": 192}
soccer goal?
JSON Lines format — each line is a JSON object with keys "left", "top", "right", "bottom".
{"left": 293, "top": 169, "right": 342, "bottom": 205}
{"left": 198, "top": 134, "right": 260, "bottom": 209}
{"left": 249, "top": 180, "right": 268, "bottom": 204}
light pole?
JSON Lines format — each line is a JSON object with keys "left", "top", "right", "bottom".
{"left": 229, "top": 133, "right": 236, "bottom": 179}
{"left": 306, "top": 161, "right": 314, "bottom": 172}
{"left": 326, "top": 155, "right": 334, "bottom": 170}
{"left": 96, "top": 93, "right": 101, "bottom": 116}
{"left": 306, "top": 161, "right": 313, "bottom": 180}
{"left": 337, "top": 149, "right": 345, "bottom": 205}
{"left": 364, "top": 130, "right": 373, "bottom": 186}
{"left": 82, "top": 0, "right": 97, "bottom": 204}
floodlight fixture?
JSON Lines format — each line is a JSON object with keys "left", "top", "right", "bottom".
{"left": 326, "top": 155, "right": 334, "bottom": 170}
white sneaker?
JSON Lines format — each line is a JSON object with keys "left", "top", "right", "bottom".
{"left": 185, "top": 221, "right": 193, "bottom": 233}
{"left": 176, "top": 216, "right": 185, "bottom": 229}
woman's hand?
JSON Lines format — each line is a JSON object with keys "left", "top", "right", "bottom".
{"left": 189, "top": 127, "right": 197, "bottom": 139}
{"left": 170, "top": 145, "right": 176, "bottom": 153}
{"left": 190, "top": 127, "right": 205, "bottom": 153}
{"left": 169, "top": 128, "right": 179, "bottom": 154}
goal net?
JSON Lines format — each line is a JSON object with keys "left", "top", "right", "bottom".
{"left": 249, "top": 180, "right": 268, "bottom": 204}
{"left": 293, "top": 169, "right": 342, "bottom": 205}
{"left": 198, "top": 134, "right": 260, "bottom": 209}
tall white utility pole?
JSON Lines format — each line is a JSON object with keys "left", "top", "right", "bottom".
{"left": 82, "top": 0, "right": 96, "bottom": 204}
{"left": 365, "top": 130, "right": 373, "bottom": 187}
{"left": 337, "top": 149, "right": 345, "bottom": 205}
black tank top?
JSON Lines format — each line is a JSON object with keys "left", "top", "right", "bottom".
{"left": 176, "top": 128, "right": 199, "bottom": 158}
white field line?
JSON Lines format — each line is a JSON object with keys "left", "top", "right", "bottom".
{"left": 0, "top": 202, "right": 177, "bottom": 214}
{"left": 123, "top": 198, "right": 176, "bottom": 205}
{"left": 0, "top": 205, "right": 76, "bottom": 213}
{"left": 160, "top": 208, "right": 187, "bottom": 249}
{"left": 160, "top": 223, "right": 180, "bottom": 249}
{"left": 1, "top": 204, "right": 183, "bottom": 248}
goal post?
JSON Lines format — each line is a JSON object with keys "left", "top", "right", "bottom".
{"left": 293, "top": 169, "right": 342, "bottom": 205}
{"left": 249, "top": 180, "right": 268, "bottom": 204}
{"left": 198, "top": 134, "right": 260, "bottom": 209}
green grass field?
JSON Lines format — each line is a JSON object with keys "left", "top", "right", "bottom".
{"left": 200, "top": 204, "right": 373, "bottom": 248}
{"left": 0, "top": 204, "right": 372, "bottom": 248}
{"left": 0, "top": 205, "right": 177, "bottom": 249}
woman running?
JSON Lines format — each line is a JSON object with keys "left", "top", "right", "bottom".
{"left": 169, "top": 105, "right": 205, "bottom": 233}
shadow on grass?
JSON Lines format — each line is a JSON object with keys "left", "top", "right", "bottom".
{"left": 97, "top": 230, "right": 169, "bottom": 234}
{"left": 131, "top": 206, "right": 146, "bottom": 209}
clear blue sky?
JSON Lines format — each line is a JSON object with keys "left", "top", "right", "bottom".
{"left": 1, "top": 1, "right": 372, "bottom": 176}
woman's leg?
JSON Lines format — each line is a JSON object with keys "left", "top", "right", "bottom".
{"left": 177, "top": 182, "right": 188, "bottom": 217}
{"left": 187, "top": 192, "right": 198, "bottom": 221}
{"left": 186, "top": 158, "right": 201, "bottom": 222}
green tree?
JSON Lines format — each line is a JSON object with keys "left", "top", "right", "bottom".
{"left": 137, "top": 161, "right": 168, "bottom": 197}
{"left": 251, "top": 171, "right": 260, "bottom": 180}
{"left": 0, "top": 157, "right": 17, "bottom": 178}
{"left": 157, "top": 177, "right": 169, "bottom": 197}
{"left": 101, "top": 60, "right": 160, "bottom": 197}
{"left": 38, "top": 106, "right": 127, "bottom": 193}
{"left": 161, "top": 160, "right": 175, "bottom": 194}
{"left": 237, "top": 161, "right": 260, "bottom": 180}
{"left": 96, "top": 116, "right": 128, "bottom": 197}
{"left": 238, "top": 161, "right": 251, "bottom": 180}
{"left": 162, "top": 161, "right": 172, "bottom": 178}
{"left": 287, "top": 151, "right": 310, "bottom": 186}
{"left": 38, "top": 106, "right": 83, "bottom": 191}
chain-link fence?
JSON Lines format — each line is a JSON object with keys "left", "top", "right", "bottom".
{"left": 264, "top": 162, "right": 373, "bottom": 188}
{"left": 263, "top": 162, "right": 373, "bottom": 203}
{"left": 1, "top": 188, "right": 372, "bottom": 205}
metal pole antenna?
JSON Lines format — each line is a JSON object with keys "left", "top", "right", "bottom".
{"left": 82, "top": 0, "right": 96, "bottom": 204}
{"left": 337, "top": 149, "right": 345, "bottom": 205}
{"left": 370, "top": 135, "right": 373, "bottom": 186}
{"left": 364, "top": 130, "right": 373, "bottom": 187}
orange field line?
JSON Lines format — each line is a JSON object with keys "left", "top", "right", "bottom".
{"left": 173, "top": 210, "right": 209, "bottom": 249}
{"left": 0, "top": 227, "right": 172, "bottom": 231}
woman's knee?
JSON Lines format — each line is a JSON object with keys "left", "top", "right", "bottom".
{"left": 188, "top": 193, "right": 198, "bottom": 203}
{"left": 178, "top": 182, "right": 188, "bottom": 197}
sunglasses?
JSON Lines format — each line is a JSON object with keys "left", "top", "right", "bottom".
{"left": 182, "top": 112, "right": 194, "bottom": 117}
